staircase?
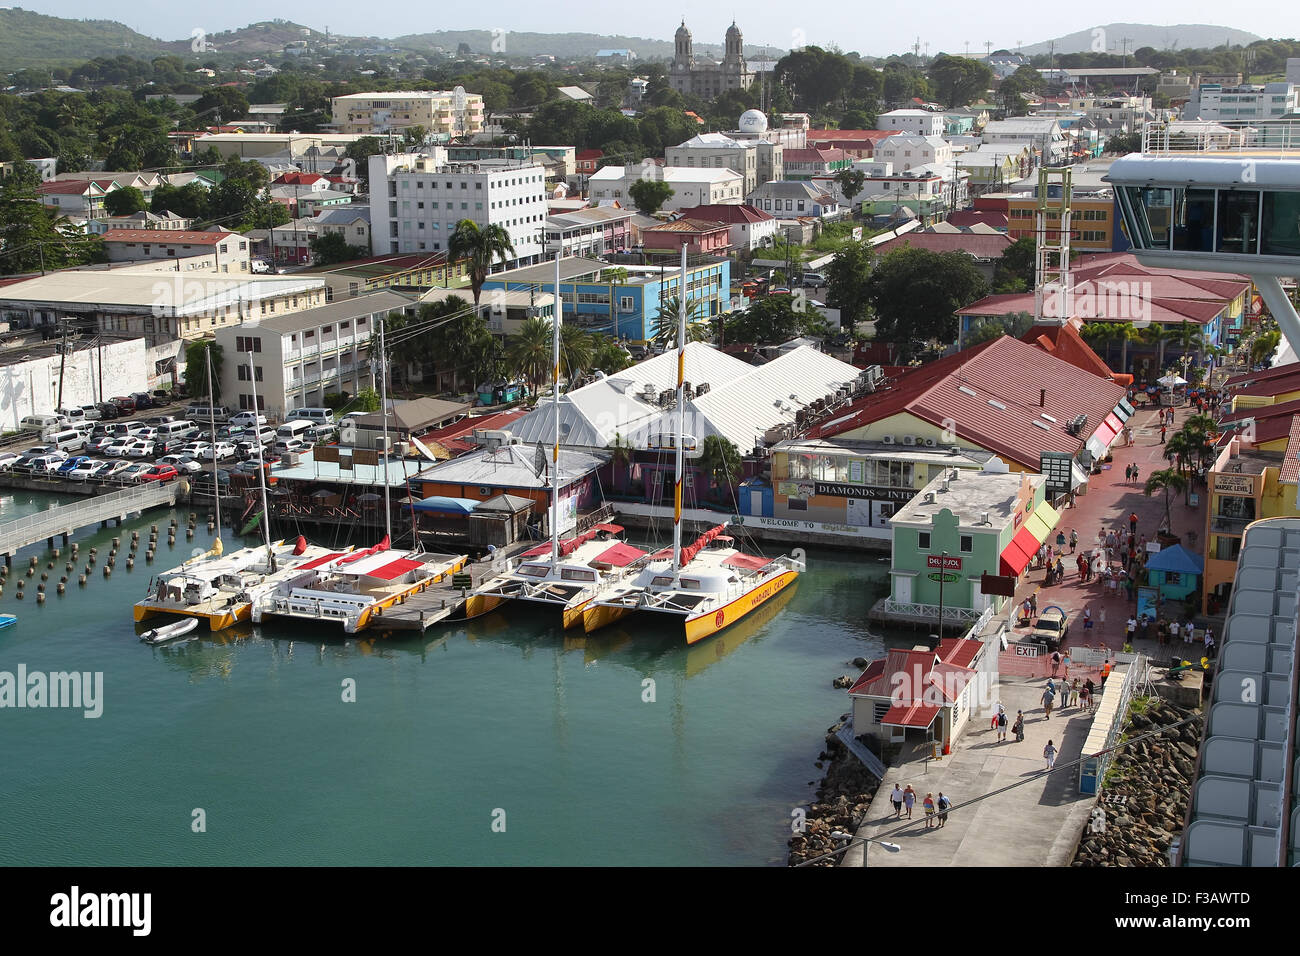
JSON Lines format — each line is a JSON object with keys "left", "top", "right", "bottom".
{"left": 834, "top": 717, "right": 887, "bottom": 780}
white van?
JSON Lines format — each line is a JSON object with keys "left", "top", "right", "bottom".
{"left": 276, "top": 419, "right": 315, "bottom": 442}
{"left": 185, "top": 405, "right": 231, "bottom": 423}
{"left": 21, "top": 414, "right": 66, "bottom": 437}
{"left": 49, "top": 429, "right": 88, "bottom": 453}
{"left": 110, "top": 421, "right": 148, "bottom": 438}
{"left": 156, "top": 420, "right": 200, "bottom": 442}
{"left": 287, "top": 407, "right": 335, "bottom": 426}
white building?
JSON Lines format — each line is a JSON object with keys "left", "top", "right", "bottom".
{"left": 876, "top": 109, "right": 945, "bottom": 137}
{"left": 316, "top": 206, "right": 372, "bottom": 256}
{"left": 872, "top": 135, "right": 954, "bottom": 172}
{"left": 369, "top": 153, "right": 548, "bottom": 266}
{"left": 0, "top": 336, "right": 150, "bottom": 430}
{"left": 665, "top": 132, "right": 770, "bottom": 194}
{"left": 331, "top": 90, "right": 485, "bottom": 137}
{"left": 982, "top": 117, "right": 1067, "bottom": 164}
{"left": 98, "top": 230, "right": 251, "bottom": 272}
{"left": 588, "top": 165, "right": 745, "bottom": 212}
{"left": 1183, "top": 82, "right": 1300, "bottom": 122}
{"left": 212, "top": 291, "right": 420, "bottom": 417}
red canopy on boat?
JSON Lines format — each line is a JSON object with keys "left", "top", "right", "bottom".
{"left": 593, "top": 542, "right": 645, "bottom": 567}
{"left": 722, "top": 553, "right": 770, "bottom": 571}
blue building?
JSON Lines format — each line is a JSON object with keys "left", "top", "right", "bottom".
{"left": 480, "top": 255, "right": 731, "bottom": 343}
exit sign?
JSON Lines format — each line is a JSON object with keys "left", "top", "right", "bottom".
{"left": 926, "top": 555, "right": 963, "bottom": 571}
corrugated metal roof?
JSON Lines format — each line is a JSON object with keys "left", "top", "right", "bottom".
{"left": 416, "top": 444, "right": 604, "bottom": 490}
{"left": 1281, "top": 417, "right": 1300, "bottom": 483}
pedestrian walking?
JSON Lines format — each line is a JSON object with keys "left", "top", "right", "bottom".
{"left": 1184, "top": 618, "right": 1195, "bottom": 646}
{"left": 1125, "top": 463, "right": 1133, "bottom": 483}
{"left": 1044, "top": 740, "right": 1058, "bottom": 770}
{"left": 1160, "top": 423, "right": 1167, "bottom": 444}
{"left": 890, "top": 784, "right": 904, "bottom": 818}
{"left": 936, "top": 792, "right": 951, "bottom": 828}
{"left": 923, "top": 793, "right": 936, "bottom": 828}
{"left": 1129, "top": 511, "right": 1139, "bottom": 535}
{"left": 1050, "top": 650, "right": 1061, "bottom": 677}
{"left": 1126, "top": 616, "right": 1137, "bottom": 643}
{"left": 1169, "top": 618, "right": 1180, "bottom": 643}
{"left": 1071, "top": 678, "right": 1080, "bottom": 708}
{"left": 1132, "top": 463, "right": 1140, "bottom": 484}
{"left": 1204, "top": 627, "right": 1216, "bottom": 658}
{"left": 903, "top": 784, "right": 916, "bottom": 819}
{"left": 1012, "top": 710, "right": 1025, "bottom": 742}
{"left": 1140, "top": 614, "right": 1150, "bottom": 641}
{"left": 1069, "top": 529, "right": 1078, "bottom": 552}
{"left": 1083, "top": 606, "right": 1093, "bottom": 634}
{"left": 1062, "top": 651, "right": 1072, "bottom": 677}
{"left": 997, "top": 706, "right": 1008, "bottom": 741}
{"left": 1029, "top": 591, "right": 1038, "bottom": 616}
{"left": 1041, "top": 682, "right": 1055, "bottom": 719}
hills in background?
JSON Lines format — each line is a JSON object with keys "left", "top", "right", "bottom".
{"left": 1019, "top": 22, "right": 1261, "bottom": 57}
{"left": 0, "top": 9, "right": 1270, "bottom": 71}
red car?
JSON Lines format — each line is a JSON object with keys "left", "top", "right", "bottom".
{"left": 139, "top": 465, "right": 179, "bottom": 483}
{"left": 110, "top": 396, "right": 136, "bottom": 414}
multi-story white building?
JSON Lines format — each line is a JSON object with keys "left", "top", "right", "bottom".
{"left": 331, "top": 90, "right": 485, "bottom": 137}
{"left": 876, "top": 109, "right": 945, "bottom": 137}
{"left": 0, "top": 336, "right": 151, "bottom": 431}
{"left": 588, "top": 165, "right": 745, "bottom": 212}
{"left": 665, "top": 132, "right": 776, "bottom": 194}
{"left": 213, "top": 291, "right": 420, "bottom": 417}
{"left": 982, "top": 118, "right": 1067, "bottom": 164}
{"left": 369, "top": 153, "right": 548, "bottom": 266}
{"left": 872, "top": 135, "right": 954, "bottom": 172}
{"left": 1183, "top": 82, "right": 1300, "bottom": 122}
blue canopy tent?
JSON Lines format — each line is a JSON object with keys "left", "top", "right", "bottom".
{"left": 1145, "top": 544, "right": 1204, "bottom": 602}
{"left": 405, "top": 495, "right": 479, "bottom": 516}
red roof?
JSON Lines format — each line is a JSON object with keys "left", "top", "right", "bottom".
{"left": 1019, "top": 323, "right": 1117, "bottom": 382}
{"left": 419, "top": 409, "right": 528, "bottom": 455}
{"left": 99, "top": 230, "right": 237, "bottom": 245}
{"left": 645, "top": 218, "right": 731, "bottom": 235}
{"left": 881, "top": 702, "right": 941, "bottom": 728}
{"left": 1222, "top": 395, "right": 1300, "bottom": 426}
{"left": 959, "top": 290, "right": 1226, "bottom": 327}
{"left": 807, "top": 129, "right": 898, "bottom": 143}
{"left": 274, "top": 172, "right": 327, "bottom": 186}
{"left": 784, "top": 147, "right": 848, "bottom": 164}
{"left": 945, "top": 210, "right": 1008, "bottom": 230}
{"left": 809, "top": 336, "right": 1126, "bottom": 471}
{"left": 1280, "top": 417, "right": 1300, "bottom": 483}
{"left": 1225, "top": 362, "right": 1300, "bottom": 388}
{"left": 1001, "top": 527, "right": 1037, "bottom": 576}
{"left": 1230, "top": 372, "right": 1300, "bottom": 398}
{"left": 937, "top": 637, "right": 981, "bottom": 669}
{"left": 38, "top": 180, "right": 100, "bottom": 195}
{"left": 576, "top": 149, "right": 604, "bottom": 160}
{"left": 676, "top": 203, "right": 774, "bottom": 225}
{"left": 873, "top": 230, "right": 1012, "bottom": 260}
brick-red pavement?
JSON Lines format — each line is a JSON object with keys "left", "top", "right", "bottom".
{"left": 1009, "top": 399, "right": 1211, "bottom": 658}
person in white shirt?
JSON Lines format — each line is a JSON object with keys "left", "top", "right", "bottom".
{"left": 1169, "top": 620, "right": 1180, "bottom": 642}
{"left": 890, "top": 784, "right": 904, "bottom": 818}
{"left": 1184, "top": 619, "right": 1195, "bottom": 645}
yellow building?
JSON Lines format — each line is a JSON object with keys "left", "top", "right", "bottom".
{"left": 1007, "top": 194, "right": 1117, "bottom": 250}
{"left": 331, "top": 91, "right": 485, "bottom": 137}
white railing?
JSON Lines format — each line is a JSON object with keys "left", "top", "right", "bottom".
{"left": 1142, "top": 119, "right": 1300, "bottom": 155}
{"left": 1078, "top": 654, "right": 1149, "bottom": 794}
{"left": 0, "top": 482, "right": 177, "bottom": 556}
{"left": 879, "top": 598, "right": 982, "bottom": 622}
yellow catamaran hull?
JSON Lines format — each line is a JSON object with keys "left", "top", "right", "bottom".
{"left": 133, "top": 601, "right": 249, "bottom": 630}
{"left": 683, "top": 569, "right": 799, "bottom": 645}
{"left": 350, "top": 554, "right": 468, "bottom": 632}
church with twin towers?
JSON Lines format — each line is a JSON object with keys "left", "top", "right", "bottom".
{"left": 668, "top": 20, "right": 756, "bottom": 99}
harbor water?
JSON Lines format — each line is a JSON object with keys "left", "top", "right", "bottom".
{"left": 0, "top": 489, "right": 891, "bottom": 866}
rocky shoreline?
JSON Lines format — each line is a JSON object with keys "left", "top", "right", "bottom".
{"left": 1072, "top": 697, "right": 1204, "bottom": 867}
{"left": 787, "top": 708, "right": 884, "bottom": 867}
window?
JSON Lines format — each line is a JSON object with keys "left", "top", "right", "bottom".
{"left": 960, "top": 535, "right": 973, "bottom": 553}
{"left": 919, "top": 531, "right": 931, "bottom": 550}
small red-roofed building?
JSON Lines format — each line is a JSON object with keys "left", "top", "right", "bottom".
{"left": 847, "top": 637, "right": 987, "bottom": 746}
{"left": 641, "top": 218, "right": 732, "bottom": 255}
{"left": 97, "top": 229, "right": 251, "bottom": 271}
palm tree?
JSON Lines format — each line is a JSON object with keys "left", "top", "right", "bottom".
{"left": 698, "top": 434, "right": 742, "bottom": 501}
{"left": 1164, "top": 430, "right": 1196, "bottom": 475}
{"left": 652, "top": 295, "right": 708, "bottom": 348}
{"left": 507, "top": 316, "right": 553, "bottom": 399}
{"left": 1172, "top": 321, "right": 1203, "bottom": 375}
{"left": 448, "top": 219, "right": 516, "bottom": 310}
{"left": 559, "top": 323, "right": 593, "bottom": 381}
{"left": 1250, "top": 329, "right": 1281, "bottom": 367}
{"left": 1140, "top": 324, "right": 1176, "bottom": 374}
{"left": 1144, "top": 468, "right": 1188, "bottom": 535}
{"left": 589, "top": 334, "right": 634, "bottom": 374}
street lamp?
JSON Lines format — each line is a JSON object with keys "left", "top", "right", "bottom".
{"left": 830, "top": 832, "right": 901, "bottom": 866}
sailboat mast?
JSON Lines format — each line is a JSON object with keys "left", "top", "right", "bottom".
{"left": 206, "top": 345, "right": 221, "bottom": 544}
{"left": 551, "top": 248, "right": 561, "bottom": 566}
{"left": 247, "top": 350, "right": 273, "bottom": 566}
{"left": 672, "top": 241, "right": 686, "bottom": 573}
{"left": 379, "top": 315, "right": 392, "bottom": 543}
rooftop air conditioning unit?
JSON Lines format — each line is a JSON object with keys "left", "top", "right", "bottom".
{"left": 901, "top": 434, "right": 917, "bottom": 446}
{"left": 881, "top": 435, "right": 896, "bottom": 445}
{"left": 282, "top": 452, "right": 301, "bottom": 466}
{"left": 981, "top": 511, "right": 990, "bottom": 525}
{"left": 923, "top": 438, "right": 937, "bottom": 447}
{"left": 642, "top": 384, "right": 657, "bottom": 401}
{"left": 941, "top": 479, "right": 950, "bottom": 492}
{"left": 924, "top": 492, "right": 936, "bottom": 503}
{"left": 696, "top": 382, "right": 710, "bottom": 396}
{"left": 394, "top": 442, "right": 409, "bottom": 458}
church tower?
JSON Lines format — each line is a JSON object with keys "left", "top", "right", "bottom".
{"left": 724, "top": 21, "right": 743, "bottom": 65}
{"left": 674, "top": 20, "right": 694, "bottom": 69}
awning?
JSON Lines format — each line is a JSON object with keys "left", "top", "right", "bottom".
{"left": 722, "top": 552, "right": 773, "bottom": 570}
{"left": 881, "top": 701, "right": 941, "bottom": 728}
{"left": 1026, "top": 502, "right": 1062, "bottom": 543}
{"left": 365, "top": 557, "right": 425, "bottom": 580}
{"left": 408, "top": 495, "right": 479, "bottom": 515}
{"left": 1000, "top": 526, "right": 1038, "bottom": 576}
{"left": 592, "top": 523, "right": 625, "bottom": 534}
{"left": 593, "top": 542, "right": 645, "bottom": 567}
{"left": 296, "top": 551, "right": 348, "bottom": 571}
{"left": 1085, "top": 420, "right": 1119, "bottom": 460}
{"left": 1071, "top": 460, "right": 1090, "bottom": 490}
{"left": 1116, "top": 397, "right": 1136, "bottom": 420}
{"left": 1104, "top": 412, "right": 1125, "bottom": 436}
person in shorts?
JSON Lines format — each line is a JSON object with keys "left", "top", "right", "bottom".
{"left": 890, "top": 784, "right": 904, "bottom": 818}
{"left": 923, "top": 793, "right": 936, "bottom": 828}
{"left": 936, "top": 792, "right": 951, "bottom": 828}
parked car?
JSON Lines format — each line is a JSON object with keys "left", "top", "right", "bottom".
{"left": 232, "top": 460, "right": 272, "bottom": 476}
{"left": 96, "top": 402, "right": 121, "bottom": 420}
{"left": 200, "top": 441, "right": 237, "bottom": 462}
{"left": 143, "top": 416, "right": 175, "bottom": 428}
{"left": 123, "top": 439, "right": 156, "bottom": 459}
{"left": 91, "top": 459, "right": 131, "bottom": 481}
{"left": 1031, "top": 606, "right": 1069, "bottom": 651}
{"left": 272, "top": 437, "right": 310, "bottom": 455}
{"left": 138, "top": 464, "right": 179, "bottom": 483}
{"left": 306, "top": 424, "right": 337, "bottom": 443}
{"left": 801, "top": 272, "right": 827, "bottom": 288}
{"left": 228, "top": 411, "right": 268, "bottom": 430}
{"left": 90, "top": 423, "right": 113, "bottom": 440}
{"left": 159, "top": 454, "right": 203, "bottom": 475}
{"left": 66, "top": 457, "right": 104, "bottom": 481}
{"left": 56, "top": 455, "right": 93, "bottom": 477}
{"left": 0, "top": 452, "right": 20, "bottom": 472}
{"left": 19, "top": 452, "right": 68, "bottom": 474}
{"left": 103, "top": 438, "right": 133, "bottom": 458}
{"left": 119, "top": 462, "right": 153, "bottom": 481}
{"left": 130, "top": 392, "right": 154, "bottom": 410}
{"left": 109, "top": 396, "right": 136, "bottom": 414}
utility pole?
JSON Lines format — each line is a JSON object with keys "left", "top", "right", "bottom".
{"left": 55, "top": 324, "right": 68, "bottom": 412}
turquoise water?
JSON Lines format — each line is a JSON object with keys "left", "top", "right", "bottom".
{"left": 0, "top": 489, "right": 890, "bottom": 866}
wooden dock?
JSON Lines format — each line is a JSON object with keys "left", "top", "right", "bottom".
{"left": 373, "top": 545, "right": 532, "bottom": 632}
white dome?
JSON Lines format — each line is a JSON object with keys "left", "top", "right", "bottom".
{"left": 738, "top": 109, "right": 769, "bottom": 133}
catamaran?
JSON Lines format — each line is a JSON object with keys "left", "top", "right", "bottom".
{"left": 459, "top": 249, "right": 649, "bottom": 626}
{"left": 581, "top": 243, "right": 804, "bottom": 644}
{"left": 133, "top": 345, "right": 337, "bottom": 630}
{"left": 249, "top": 316, "right": 467, "bottom": 634}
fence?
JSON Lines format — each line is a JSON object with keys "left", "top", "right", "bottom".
{"left": 1078, "top": 654, "right": 1150, "bottom": 795}
{"left": 0, "top": 481, "right": 177, "bottom": 558}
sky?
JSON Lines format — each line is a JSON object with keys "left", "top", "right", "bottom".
{"left": 6, "top": 1, "right": 1290, "bottom": 58}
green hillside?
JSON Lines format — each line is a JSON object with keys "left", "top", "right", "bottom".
{"left": 0, "top": 7, "right": 169, "bottom": 69}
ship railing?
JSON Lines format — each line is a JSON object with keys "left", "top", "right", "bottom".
{"left": 1141, "top": 119, "right": 1300, "bottom": 156}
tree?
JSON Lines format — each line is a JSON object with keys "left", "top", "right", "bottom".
{"left": 195, "top": 88, "right": 250, "bottom": 124}
{"left": 928, "top": 54, "right": 994, "bottom": 108}
{"left": 725, "top": 295, "right": 827, "bottom": 346}
{"left": 824, "top": 241, "right": 874, "bottom": 328}
{"left": 183, "top": 340, "right": 224, "bottom": 403}
{"left": 966, "top": 311, "right": 1034, "bottom": 346}
{"left": 345, "top": 136, "right": 385, "bottom": 187}
{"left": 606, "top": 431, "right": 634, "bottom": 494}
{"left": 1105, "top": 131, "right": 1142, "bottom": 155}
{"left": 559, "top": 323, "right": 593, "bottom": 381}
{"left": 628, "top": 179, "right": 674, "bottom": 215}
{"left": 833, "top": 168, "right": 866, "bottom": 206}
{"left": 507, "top": 316, "right": 554, "bottom": 397}
{"left": 651, "top": 295, "right": 707, "bottom": 347}
{"left": 1080, "top": 321, "right": 1140, "bottom": 374}
{"left": 448, "top": 219, "right": 516, "bottom": 309}
{"left": 1250, "top": 328, "right": 1281, "bottom": 367}
{"left": 426, "top": 295, "right": 499, "bottom": 391}
{"left": 356, "top": 387, "right": 381, "bottom": 413}
{"left": 992, "top": 235, "right": 1035, "bottom": 291}
{"left": 309, "top": 231, "right": 367, "bottom": 266}
{"left": 867, "top": 247, "right": 988, "bottom": 346}
{"left": 1144, "top": 468, "right": 1187, "bottom": 534}
{"left": 589, "top": 335, "right": 633, "bottom": 374}
{"left": 0, "top": 166, "right": 101, "bottom": 275}
{"left": 103, "top": 186, "right": 146, "bottom": 217}
{"left": 698, "top": 434, "right": 742, "bottom": 497}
